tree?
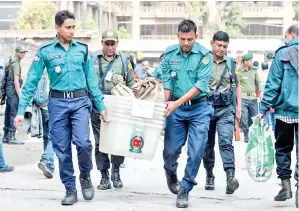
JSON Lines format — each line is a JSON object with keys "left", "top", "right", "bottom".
{"left": 182, "top": 1, "right": 244, "bottom": 39}
{"left": 293, "top": 1, "right": 299, "bottom": 21}
{"left": 82, "top": 19, "right": 98, "bottom": 30}
{"left": 15, "top": 1, "right": 55, "bottom": 30}
{"left": 117, "top": 26, "right": 132, "bottom": 39}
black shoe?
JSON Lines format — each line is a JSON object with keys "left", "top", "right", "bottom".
{"left": 176, "top": 183, "right": 189, "bottom": 208}
{"left": 61, "top": 190, "right": 78, "bottom": 206}
{"left": 0, "top": 165, "right": 14, "bottom": 173}
{"left": 244, "top": 133, "right": 249, "bottom": 143}
{"left": 165, "top": 170, "right": 179, "bottom": 194}
{"left": 226, "top": 169, "right": 239, "bottom": 194}
{"left": 79, "top": 172, "right": 94, "bottom": 201}
{"left": 111, "top": 164, "right": 123, "bottom": 189}
{"left": 274, "top": 179, "right": 293, "bottom": 201}
{"left": 205, "top": 169, "right": 215, "bottom": 190}
{"left": 97, "top": 170, "right": 112, "bottom": 190}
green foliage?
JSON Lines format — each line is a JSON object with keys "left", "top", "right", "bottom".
{"left": 117, "top": 26, "right": 132, "bottom": 39}
{"left": 15, "top": 1, "right": 55, "bottom": 30}
{"left": 82, "top": 19, "right": 98, "bottom": 30}
{"left": 224, "top": 2, "right": 245, "bottom": 38}
{"left": 293, "top": 1, "right": 299, "bottom": 20}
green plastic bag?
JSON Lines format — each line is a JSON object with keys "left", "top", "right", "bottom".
{"left": 245, "top": 117, "right": 275, "bottom": 182}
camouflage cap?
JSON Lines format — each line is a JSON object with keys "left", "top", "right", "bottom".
{"left": 102, "top": 29, "right": 118, "bottom": 41}
{"left": 242, "top": 53, "right": 253, "bottom": 61}
{"left": 15, "top": 46, "right": 28, "bottom": 53}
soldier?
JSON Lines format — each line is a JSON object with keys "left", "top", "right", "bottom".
{"left": 203, "top": 31, "right": 241, "bottom": 194}
{"left": 258, "top": 24, "right": 298, "bottom": 208}
{"left": 238, "top": 53, "right": 263, "bottom": 142}
{"left": 14, "top": 10, "right": 107, "bottom": 206}
{"left": 91, "top": 29, "right": 134, "bottom": 190}
{"left": 162, "top": 19, "right": 213, "bottom": 208}
{"left": 3, "top": 46, "right": 27, "bottom": 145}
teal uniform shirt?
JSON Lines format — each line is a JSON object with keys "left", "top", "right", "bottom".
{"left": 161, "top": 42, "right": 213, "bottom": 99}
{"left": 17, "top": 37, "right": 106, "bottom": 115}
{"left": 260, "top": 38, "right": 298, "bottom": 118}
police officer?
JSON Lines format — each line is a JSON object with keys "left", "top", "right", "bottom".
{"left": 14, "top": 10, "right": 107, "bottom": 206}
{"left": 91, "top": 29, "right": 134, "bottom": 190}
{"left": 3, "top": 46, "right": 27, "bottom": 145}
{"left": 238, "top": 53, "right": 262, "bottom": 142}
{"left": 258, "top": 24, "right": 298, "bottom": 208}
{"left": 162, "top": 19, "right": 213, "bottom": 208}
{"left": 203, "top": 31, "right": 241, "bottom": 195}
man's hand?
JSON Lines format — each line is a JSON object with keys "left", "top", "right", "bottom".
{"left": 164, "top": 101, "right": 180, "bottom": 117}
{"left": 256, "top": 114, "right": 265, "bottom": 119}
{"left": 14, "top": 115, "right": 24, "bottom": 129}
{"left": 100, "top": 110, "right": 108, "bottom": 122}
{"left": 269, "top": 108, "right": 275, "bottom": 113}
{"left": 236, "top": 107, "right": 241, "bottom": 122}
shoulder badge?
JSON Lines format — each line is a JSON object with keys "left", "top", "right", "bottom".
{"left": 33, "top": 54, "right": 40, "bottom": 63}
{"left": 234, "top": 67, "right": 239, "bottom": 75}
{"left": 201, "top": 57, "right": 209, "bottom": 65}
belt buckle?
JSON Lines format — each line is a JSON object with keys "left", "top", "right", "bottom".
{"left": 64, "top": 91, "right": 73, "bottom": 99}
{"left": 183, "top": 100, "right": 191, "bottom": 106}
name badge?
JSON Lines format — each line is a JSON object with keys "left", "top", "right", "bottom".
{"left": 170, "top": 60, "right": 181, "bottom": 65}
{"left": 105, "top": 70, "right": 113, "bottom": 82}
{"left": 55, "top": 66, "right": 61, "bottom": 73}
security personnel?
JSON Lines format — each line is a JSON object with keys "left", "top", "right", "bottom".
{"left": 162, "top": 19, "right": 213, "bottom": 208}
{"left": 238, "top": 53, "right": 262, "bottom": 142}
{"left": 14, "top": 10, "right": 107, "bottom": 206}
{"left": 3, "top": 46, "right": 27, "bottom": 145}
{"left": 203, "top": 31, "right": 241, "bottom": 195}
{"left": 258, "top": 24, "right": 298, "bottom": 208}
{"left": 91, "top": 29, "right": 134, "bottom": 190}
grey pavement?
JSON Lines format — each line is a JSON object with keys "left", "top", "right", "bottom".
{"left": 0, "top": 132, "right": 298, "bottom": 211}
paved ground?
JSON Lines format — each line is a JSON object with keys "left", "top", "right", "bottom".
{"left": 0, "top": 128, "right": 297, "bottom": 211}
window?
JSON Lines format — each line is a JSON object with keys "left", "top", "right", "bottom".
{"left": 116, "top": 16, "right": 132, "bottom": 22}
{"left": 241, "top": 24, "right": 283, "bottom": 36}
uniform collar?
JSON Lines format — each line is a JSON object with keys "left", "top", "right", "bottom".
{"left": 99, "top": 49, "right": 120, "bottom": 58}
{"left": 13, "top": 55, "right": 20, "bottom": 62}
{"left": 288, "top": 38, "right": 298, "bottom": 46}
{"left": 176, "top": 42, "right": 200, "bottom": 56}
{"left": 52, "top": 36, "right": 77, "bottom": 47}
{"left": 214, "top": 55, "right": 227, "bottom": 64}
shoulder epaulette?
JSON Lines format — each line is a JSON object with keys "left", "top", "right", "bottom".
{"left": 38, "top": 42, "right": 52, "bottom": 50}
{"left": 199, "top": 44, "right": 211, "bottom": 56}
{"left": 165, "top": 44, "right": 179, "bottom": 54}
{"left": 74, "top": 40, "right": 87, "bottom": 46}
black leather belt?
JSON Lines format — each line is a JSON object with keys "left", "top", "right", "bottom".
{"left": 172, "top": 96, "right": 207, "bottom": 106}
{"left": 49, "top": 89, "right": 88, "bottom": 99}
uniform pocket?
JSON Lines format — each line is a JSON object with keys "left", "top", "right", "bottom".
{"left": 71, "top": 55, "right": 84, "bottom": 71}
{"left": 49, "top": 58, "right": 65, "bottom": 74}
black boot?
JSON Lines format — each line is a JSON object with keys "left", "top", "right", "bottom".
{"left": 7, "top": 131, "right": 24, "bottom": 145}
{"left": 176, "top": 183, "right": 189, "bottom": 208}
{"left": 165, "top": 170, "right": 179, "bottom": 194}
{"left": 274, "top": 179, "right": 292, "bottom": 201}
{"left": 226, "top": 169, "right": 239, "bottom": 194}
{"left": 205, "top": 169, "right": 215, "bottom": 190}
{"left": 111, "top": 164, "right": 123, "bottom": 189}
{"left": 61, "top": 190, "right": 78, "bottom": 206}
{"left": 97, "top": 170, "right": 112, "bottom": 190}
{"left": 2, "top": 130, "right": 8, "bottom": 143}
{"left": 244, "top": 133, "right": 249, "bottom": 143}
{"left": 79, "top": 172, "right": 94, "bottom": 201}
{"left": 296, "top": 183, "right": 298, "bottom": 208}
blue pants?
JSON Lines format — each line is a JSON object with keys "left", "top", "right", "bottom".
{"left": 4, "top": 77, "right": 20, "bottom": 132}
{"left": 265, "top": 112, "right": 276, "bottom": 132}
{"left": 48, "top": 96, "right": 93, "bottom": 191}
{"left": 40, "top": 108, "right": 55, "bottom": 173}
{"left": 0, "top": 140, "right": 8, "bottom": 170}
{"left": 163, "top": 101, "right": 212, "bottom": 191}
{"left": 203, "top": 104, "right": 235, "bottom": 171}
